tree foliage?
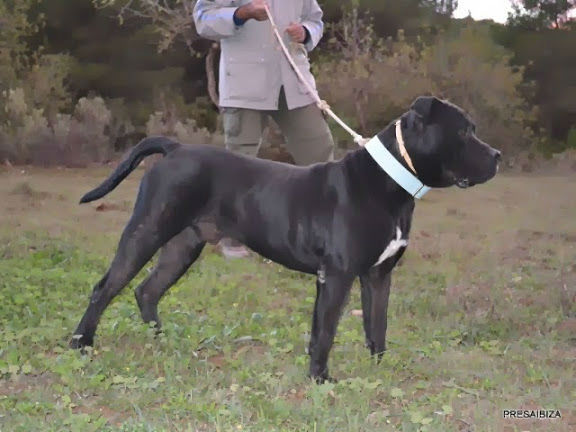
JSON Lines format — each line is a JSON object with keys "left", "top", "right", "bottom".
{"left": 508, "top": 0, "right": 576, "bottom": 29}
{"left": 0, "top": 0, "right": 43, "bottom": 88}
{"left": 0, "top": 0, "right": 73, "bottom": 122}
{"left": 1, "top": 0, "right": 575, "bottom": 163}
{"left": 92, "top": 0, "right": 200, "bottom": 53}
{"left": 422, "top": 0, "right": 459, "bottom": 16}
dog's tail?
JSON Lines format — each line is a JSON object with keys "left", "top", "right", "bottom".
{"left": 80, "top": 136, "right": 180, "bottom": 204}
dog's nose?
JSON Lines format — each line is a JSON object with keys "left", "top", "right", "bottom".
{"left": 493, "top": 150, "right": 501, "bottom": 161}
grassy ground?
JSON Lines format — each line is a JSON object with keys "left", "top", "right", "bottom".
{"left": 0, "top": 164, "right": 575, "bottom": 431}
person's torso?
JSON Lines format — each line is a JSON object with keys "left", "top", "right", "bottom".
{"left": 217, "top": 0, "right": 317, "bottom": 109}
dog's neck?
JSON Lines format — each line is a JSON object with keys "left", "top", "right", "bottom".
{"left": 375, "top": 119, "right": 418, "bottom": 174}
{"left": 341, "top": 121, "right": 420, "bottom": 203}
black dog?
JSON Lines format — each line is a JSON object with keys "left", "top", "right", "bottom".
{"left": 71, "top": 96, "right": 500, "bottom": 382}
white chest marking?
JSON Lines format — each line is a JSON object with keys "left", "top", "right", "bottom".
{"left": 374, "top": 227, "right": 408, "bottom": 267}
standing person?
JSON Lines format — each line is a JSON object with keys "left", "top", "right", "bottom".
{"left": 194, "top": 0, "right": 335, "bottom": 258}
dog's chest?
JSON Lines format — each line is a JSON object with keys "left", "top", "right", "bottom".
{"left": 373, "top": 226, "right": 408, "bottom": 267}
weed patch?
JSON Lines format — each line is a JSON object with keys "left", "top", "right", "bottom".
{"left": 0, "top": 171, "right": 575, "bottom": 430}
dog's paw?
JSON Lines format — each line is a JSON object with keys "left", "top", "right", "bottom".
{"left": 315, "top": 375, "right": 338, "bottom": 384}
{"left": 309, "top": 368, "right": 337, "bottom": 384}
{"left": 69, "top": 334, "right": 93, "bottom": 351}
{"left": 367, "top": 341, "right": 386, "bottom": 362}
{"left": 370, "top": 348, "right": 386, "bottom": 364}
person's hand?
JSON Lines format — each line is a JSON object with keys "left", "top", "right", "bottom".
{"left": 285, "top": 22, "right": 306, "bottom": 43}
{"left": 236, "top": 0, "right": 269, "bottom": 22}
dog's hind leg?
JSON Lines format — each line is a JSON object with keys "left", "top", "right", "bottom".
{"left": 70, "top": 220, "right": 175, "bottom": 349}
{"left": 70, "top": 194, "right": 190, "bottom": 350}
{"left": 135, "top": 227, "right": 205, "bottom": 328}
{"left": 71, "top": 156, "right": 209, "bottom": 350}
{"left": 308, "top": 271, "right": 355, "bottom": 383}
{"left": 359, "top": 269, "right": 392, "bottom": 358}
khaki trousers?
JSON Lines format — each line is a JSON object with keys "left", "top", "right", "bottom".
{"left": 221, "top": 89, "right": 334, "bottom": 165}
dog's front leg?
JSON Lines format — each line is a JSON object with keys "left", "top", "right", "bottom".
{"left": 359, "top": 269, "right": 392, "bottom": 359}
{"left": 308, "top": 270, "right": 354, "bottom": 383}
{"left": 308, "top": 277, "right": 323, "bottom": 359}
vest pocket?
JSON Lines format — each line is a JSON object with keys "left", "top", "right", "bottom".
{"left": 224, "top": 59, "right": 269, "bottom": 102}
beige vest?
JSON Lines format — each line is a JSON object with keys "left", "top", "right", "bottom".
{"left": 194, "top": 0, "right": 324, "bottom": 110}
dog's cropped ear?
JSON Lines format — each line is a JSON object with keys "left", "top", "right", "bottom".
{"left": 410, "top": 96, "right": 442, "bottom": 125}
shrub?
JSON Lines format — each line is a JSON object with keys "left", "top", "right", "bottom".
{"left": 0, "top": 82, "right": 219, "bottom": 166}
{"left": 420, "top": 25, "right": 536, "bottom": 155}
{"left": 315, "top": 9, "right": 536, "bottom": 156}
{"left": 146, "top": 88, "right": 222, "bottom": 145}
{"left": 314, "top": 10, "right": 425, "bottom": 145}
{"left": 0, "top": 88, "right": 52, "bottom": 163}
{"left": 0, "top": 93, "right": 115, "bottom": 166}
{"left": 0, "top": 48, "right": 82, "bottom": 165}
{"left": 24, "top": 54, "right": 75, "bottom": 121}
{"left": 146, "top": 112, "right": 217, "bottom": 146}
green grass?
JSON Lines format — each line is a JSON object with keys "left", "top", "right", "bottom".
{"left": 0, "top": 167, "right": 575, "bottom": 431}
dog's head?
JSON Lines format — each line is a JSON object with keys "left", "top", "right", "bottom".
{"left": 403, "top": 96, "right": 500, "bottom": 189}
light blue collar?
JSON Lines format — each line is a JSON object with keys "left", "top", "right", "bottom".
{"left": 363, "top": 123, "right": 431, "bottom": 199}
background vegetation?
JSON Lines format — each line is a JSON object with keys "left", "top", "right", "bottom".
{"left": 0, "top": 0, "right": 574, "bottom": 165}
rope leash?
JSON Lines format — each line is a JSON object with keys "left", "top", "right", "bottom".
{"left": 263, "top": 5, "right": 369, "bottom": 147}
{"left": 263, "top": 5, "right": 428, "bottom": 197}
